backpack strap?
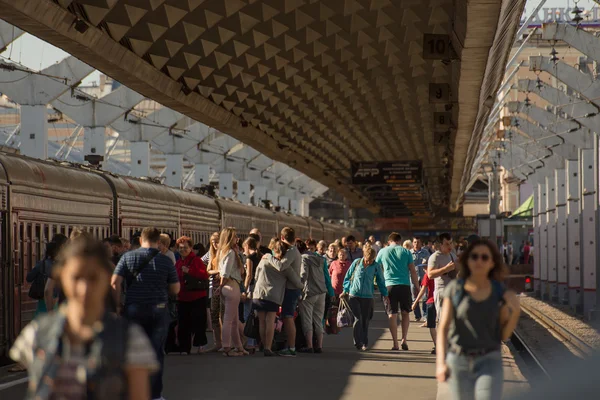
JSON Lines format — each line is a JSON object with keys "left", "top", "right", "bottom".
{"left": 491, "top": 279, "right": 506, "bottom": 306}
{"left": 451, "top": 278, "right": 466, "bottom": 310}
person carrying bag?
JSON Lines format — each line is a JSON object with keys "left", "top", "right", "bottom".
{"left": 340, "top": 244, "right": 388, "bottom": 351}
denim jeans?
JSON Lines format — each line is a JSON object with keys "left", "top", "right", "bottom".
{"left": 125, "top": 303, "right": 170, "bottom": 399}
{"left": 446, "top": 350, "right": 504, "bottom": 400}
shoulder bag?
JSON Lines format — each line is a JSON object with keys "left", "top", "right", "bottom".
{"left": 183, "top": 255, "right": 210, "bottom": 291}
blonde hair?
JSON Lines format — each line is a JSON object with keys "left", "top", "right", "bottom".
{"left": 217, "top": 227, "right": 242, "bottom": 273}
{"left": 208, "top": 231, "right": 219, "bottom": 271}
{"left": 363, "top": 243, "right": 375, "bottom": 263}
{"left": 403, "top": 240, "right": 413, "bottom": 250}
{"left": 268, "top": 237, "right": 279, "bottom": 250}
{"left": 159, "top": 233, "right": 171, "bottom": 248}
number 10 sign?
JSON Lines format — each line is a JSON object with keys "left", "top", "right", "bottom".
{"left": 423, "top": 34, "right": 450, "bottom": 60}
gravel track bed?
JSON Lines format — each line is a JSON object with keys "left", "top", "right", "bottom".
{"left": 515, "top": 312, "right": 580, "bottom": 375}
{"left": 520, "top": 295, "right": 600, "bottom": 349}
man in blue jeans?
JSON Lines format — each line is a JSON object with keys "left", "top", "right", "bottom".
{"left": 411, "top": 237, "right": 430, "bottom": 321}
{"left": 112, "top": 227, "right": 180, "bottom": 400}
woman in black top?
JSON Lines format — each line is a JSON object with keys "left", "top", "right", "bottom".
{"left": 436, "top": 239, "right": 520, "bottom": 400}
{"left": 242, "top": 237, "right": 262, "bottom": 350}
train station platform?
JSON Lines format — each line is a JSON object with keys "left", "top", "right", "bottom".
{"left": 0, "top": 296, "right": 529, "bottom": 399}
{"left": 162, "top": 297, "right": 529, "bottom": 400}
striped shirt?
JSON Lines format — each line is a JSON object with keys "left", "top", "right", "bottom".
{"left": 114, "top": 247, "right": 178, "bottom": 306}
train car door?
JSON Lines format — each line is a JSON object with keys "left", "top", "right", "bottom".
{"left": 10, "top": 212, "right": 20, "bottom": 345}
{"left": 0, "top": 212, "right": 7, "bottom": 360}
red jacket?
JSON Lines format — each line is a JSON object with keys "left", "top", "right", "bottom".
{"left": 176, "top": 253, "right": 209, "bottom": 302}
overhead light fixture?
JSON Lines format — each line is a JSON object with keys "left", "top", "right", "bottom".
{"left": 483, "top": 95, "right": 495, "bottom": 108}
{"left": 73, "top": 18, "right": 89, "bottom": 34}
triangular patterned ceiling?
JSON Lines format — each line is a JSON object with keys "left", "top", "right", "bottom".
{"left": 0, "top": 0, "right": 521, "bottom": 214}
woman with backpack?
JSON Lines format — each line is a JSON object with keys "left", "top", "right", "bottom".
{"left": 436, "top": 239, "right": 521, "bottom": 400}
{"left": 27, "top": 241, "right": 61, "bottom": 316}
{"left": 10, "top": 235, "right": 158, "bottom": 400}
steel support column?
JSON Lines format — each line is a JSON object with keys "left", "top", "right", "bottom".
{"left": 538, "top": 182, "right": 548, "bottom": 298}
{"left": 194, "top": 164, "right": 210, "bottom": 188}
{"left": 237, "top": 181, "right": 251, "bottom": 205}
{"left": 279, "top": 196, "right": 289, "bottom": 212}
{"left": 267, "top": 190, "right": 279, "bottom": 207}
{"left": 164, "top": 154, "right": 183, "bottom": 188}
{"left": 566, "top": 159, "right": 582, "bottom": 312}
{"left": 545, "top": 175, "right": 557, "bottom": 302}
{"left": 532, "top": 181, "right": 541, "bottom": 296}
{"left": 290, "top": 199, "right": 299, "bottom": 215}
{"left": 580, "top": 146, "right": 597, "bottom": 318}
{"left": 219, "top": 173, "right": 233, "bottom": 199}
{"left": 130, "top": 141, "right": 150, "bottom": 177}
{"left": 555, "top": 168, "right": 568, "bottom": 304}
{"left": 253, "top": 186, "right": 267, "bottom": 206}
{"left": 19, "top": 105, "right": 48, "bottom": 160}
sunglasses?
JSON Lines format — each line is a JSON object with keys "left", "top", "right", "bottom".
{"left": 469, "top": 252, "right": 490, "bottom": 262}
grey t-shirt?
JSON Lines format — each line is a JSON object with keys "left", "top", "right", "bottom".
{"left": 427, "top": 250, "right": 457, "bottom": 295}
{"left": 444, "top": 279, "right": 502, "bottom": 352}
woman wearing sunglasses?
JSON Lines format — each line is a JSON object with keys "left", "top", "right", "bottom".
{"left": 436, "top": 239, "right": 520, "bottom": 400}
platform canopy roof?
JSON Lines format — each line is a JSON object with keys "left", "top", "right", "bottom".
{"left": 0, "top": 0, "right": 525, "bottom": 215}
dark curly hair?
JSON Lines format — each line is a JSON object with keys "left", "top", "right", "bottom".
{"left": 457, "top": 238, "right": 507, "bottom": 281}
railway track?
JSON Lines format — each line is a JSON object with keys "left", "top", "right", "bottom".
{"left": 510, "top": 329, "right": 550, "bottom": 379}
{"left": 520, "top": 302, "right": 595, "bottom": 358}
{"left": 511, "top": 300, "right": 596, "bottom": 380}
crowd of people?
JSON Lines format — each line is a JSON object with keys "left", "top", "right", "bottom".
{"left": 10, "top": 227, "right": 520, "bottom": 400}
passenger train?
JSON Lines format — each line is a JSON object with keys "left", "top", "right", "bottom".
{"left": 0, "top": 152, "right": 355, "bottom": 362}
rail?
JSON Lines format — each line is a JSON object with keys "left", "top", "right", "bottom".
{"left": 510, "top": 329, "right": 551, "bottom": 379}
{"left": 520, "top": 301, "right": 595, "bottom": 357}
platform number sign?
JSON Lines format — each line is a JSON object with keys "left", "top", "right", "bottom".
{"left": 429, "top": 83, "right": 450, "bottom": 103}
{"left": 434, "top": 112, "right": 451, "bottom": 131}
{"left": 423, "top": 34, "right": 450, "bottom": 60}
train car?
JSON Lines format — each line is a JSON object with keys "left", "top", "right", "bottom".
{"left": 0, "top": 154, "right": 113, "bottom": 360}
{"left": 249, "top": 206, "right": 278, "bottom": 242}
{"left": 0, "top": 151, "right": 353, "bottom": 363}
{"left": 101, "top": 175, "right": 180, "bottom": 240}
{"left": 276, "top": 212, "right": 310, "bottom": 241}
{"left": 175, "top": 189, "right": 220, "bottom": 246}
{"left": 216, "top": 199, "right": 279, "bottom": 244}
{"left": 305, "top": 218, "right": 325, "bottom": 241}
{"left": 215, "top": 199, "right": 255, "bottom": 240}
{"left": 321, "top": 221, "right": 340, "bottom": 243}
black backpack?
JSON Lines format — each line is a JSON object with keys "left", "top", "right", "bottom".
{"left": 28, "top": 259, "right": 51, "bottom": 300}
